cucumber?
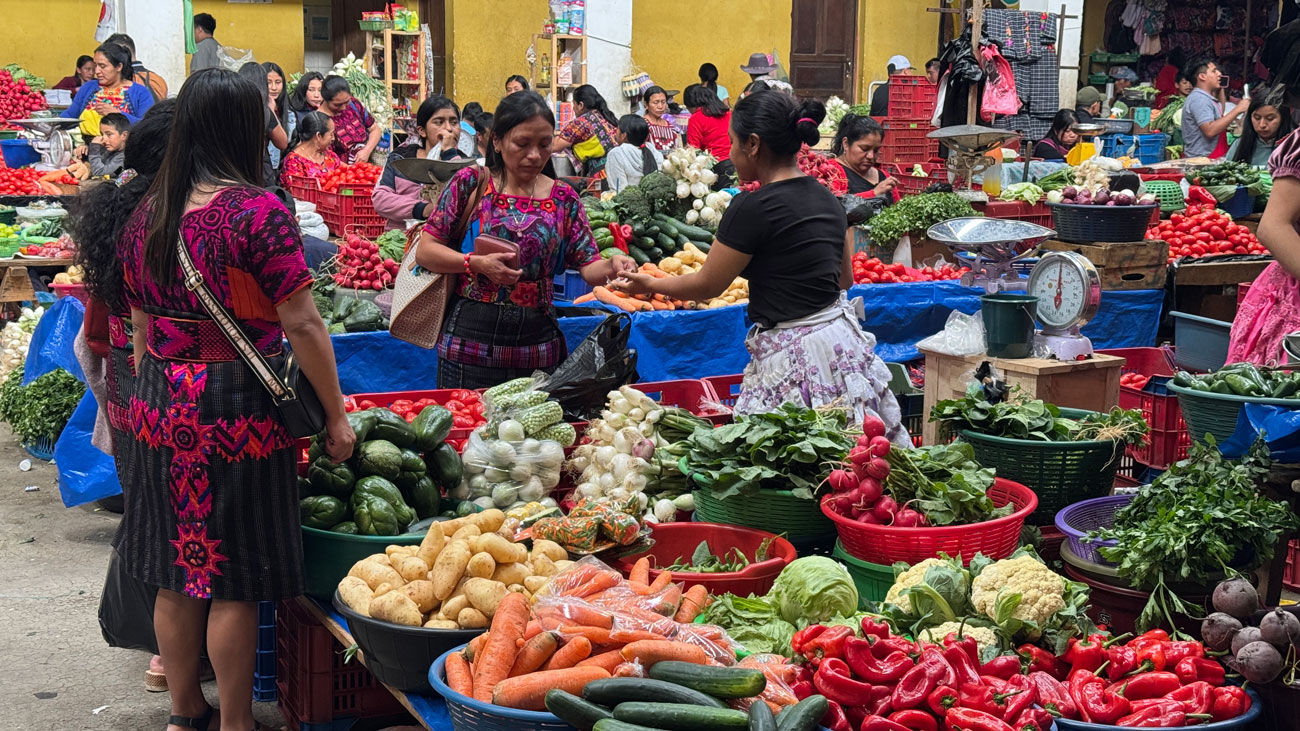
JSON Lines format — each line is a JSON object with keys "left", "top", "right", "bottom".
{"left": 654, "top": 216, "right": 681, "bottom": 237}
{"left": 582, "top": 678, "right": 726, "bottom": 709}
{"left": 776, "top": 696, "right": 828, "bottom": 731}
{"left": 675, "top": 234, "right": 690, "bottom": 248}
{"left": 631, "top": 222, "right": 646, "bottom": 237}
{"left": 594, "top": 721, "right": 667, "bottom": 731}
{"left": 690, "top": 239, "right": 712, "bottom": 253}
{"left": 674, "top": 221, "right": 715, "bottom": 241}
{"left": 600, "top": 247, "right": 624, "bottom": 259}
{"left": 637, "top": 236, "right": 658, "bottom": 250}
{"left": 627, "top": 247, "right": 651, "bottom": 266}
{"left": 645, "top": 246, "right": 665, "bottom": 261}
{"left": 748, "top": 702, "right": 776, "bottom": 731}
{"left": 612, "top": 703, "right": 748, "bottom": 731}
{"left": 655, "top": 232, "right": 676, "bottom": 251}
{"left": 646, "top": 225, "right": 661, "bottom": 237}
{"left": 545, "top": 690, "right": 613, "bottom": 731}
{"left": 646, "top": 662, "right": 766, "bottom": 699}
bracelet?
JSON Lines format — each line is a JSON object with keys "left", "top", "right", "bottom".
{"left": 464, "top": 253, "right": 474, "bottom": 276}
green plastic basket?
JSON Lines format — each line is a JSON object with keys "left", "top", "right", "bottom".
{"left": 682, "top": 455, "right": 833, "bottom": 540}
{"left": 301, "top": 525, "right": 423, "bottom": 600}
{"left": 833, "top": 540, "right": 894, "bottom": 604}
{"left": 1167, "top": 382, "right": 1300, "bottom": 447}
{"left": 1144, "top": 180, "right": 1185, "bottom": 213}
{"left": 358, "top": 18, "right": 394, "bottom": 31}
{"left": 958, "top": 408, "right": 1124, "bottom": 526}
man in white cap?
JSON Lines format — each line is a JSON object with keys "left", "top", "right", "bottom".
{"left": 870, "top": 56, "right": 912, "bottom": 116}
{"left": 740, "top": 52, "right": 793, "bottom": 94}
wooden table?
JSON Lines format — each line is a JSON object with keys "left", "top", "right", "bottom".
{"left": 919, "top": 348, "right": 1126, "bottom": 445}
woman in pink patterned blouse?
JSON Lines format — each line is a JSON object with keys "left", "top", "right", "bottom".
{"left": 279, "top": 111, "right": 343, "bottom": 187}
{"left": 319, "top": 75, "right": 382, "bottom": 164}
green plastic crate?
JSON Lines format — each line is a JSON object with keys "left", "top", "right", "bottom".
{"left": 301, "top": 526, "right": 423, "bottom": 600}
{"left": 833, "top": 541, "right": 894, "bottom": 604}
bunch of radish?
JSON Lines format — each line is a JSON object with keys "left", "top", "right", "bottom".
{"left": 824, "top": 413, "right": 926, "bottom": 527}
{"left": 332, "top": 232, "right": 398, "bottom": 290}
{"left": 0, "top": 70, "right": 46, "bottom": 123}
{"left": 796, "top": 145, "right": 848, "bottom": 195}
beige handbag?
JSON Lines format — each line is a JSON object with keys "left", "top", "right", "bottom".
{"left": 389, "top": 168, "right": 490, "bottom": 349}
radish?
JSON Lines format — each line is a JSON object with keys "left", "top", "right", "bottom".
{"left": 862, "top": 414, "right": 886, "bottom": 439}
{"left": 828, "top": 469, "right": 856, "bottom": 493}
{"left": 856, "top": 477, "right": 883, "bottom": 504}
{"left": 872, "top": 496, "right": 898, "bottom": 523}
{"left": 830, "top": 494, "right": 852, "bottom": 514}
{"left": 856, "top": 511, "right": 881, "bottom": 524}
{"left": 856, "top": 434, "right": 873, "bottom": 450}
{"left": 865, "top": 457, "right": 889, "bottom": 481}
{"left": 868, "top": 435, "right": 892, "bottom": 458}
{"left": 893, "top": 508, "right": 923, "bottom": 527}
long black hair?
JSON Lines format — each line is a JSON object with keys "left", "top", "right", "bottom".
{"left": 731, "top": 90, "right": 824, "bottom": 157}
{"left": 70, "top": 99, "right": 177, "bottom": 312}
{"left": 698, "top": 63, "right": 720, "bottom": 90}
{"left": 1231, "top": 92, "right": 1295, "bottom": 164}
{"left": 144, "top": 69, "right": 265, "bottom": 287}
{"left": 238, "top": 61, "right": 269, "bottom": 105}
{"left": 572, "top": 85, "right": 617, "bottom": 125}
{"left": 831, "top": 113, "right": 883, "bottom": 155}
{"left": 321, "top": 75, "right": 351, "bottom": 104}
{"left": 505, "top": 74, "right": 530, "bottom": 92}
{"left": 684, "top": 84, "right": 728, "bottom": 117}
{"left": 1045, "top": 109, "right": 1079, "bottom": 146}
{"left": 74, "top": 55, "right": 94, "bottom": 74}
{"left": 263, "top": 61, "right": 289, "bottom": 128}
{"left": 415, "top": 95, "right": 460, "bottom": 143}
{"left": 287, "top": 110, "right": 332, "bottom": 151}
{"left": 95, "top": 43, "right": 132, "bottom": 81}
{"left": 485, "top": 91, "right": 554, "bottom": 174}
{"left": 289, "top": 71, "right": 323, "bottom": 113}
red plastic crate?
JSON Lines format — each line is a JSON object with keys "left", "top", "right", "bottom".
{"left": 632, "top": 379, "right": 731, "bottom": 424}
{"left": 880, "top": 162, "right": 949, "bottom": 196}
{"left": 1128, "top": 427, "right": 1191, "bottom": 469}
{"left": 335, "top": 185, "right": 378, "bottom": 219}
{"left": 1285, "top": 539, "right": 1300, "bottom": 592}
{"left": 972, "top": 200, "right": 1052, "bottom": 228}
{"left": 877, "top": 143, "right": 939, "bottom": 164}
{"left": 1097, "top": 347, "right": 1187, "bottom": 433}
{"left": 887, "top": 75, "right": 938, "bottom": 120}
{"left": 284, "top": 175, "right": 321, "bottom": 207}
{"left": 1237, "top": 281, "right": 1251, "bottom": 307}
{"left": 702, "top": 374, "right": 744, "bottom": 409}
{"left": 348, "top": 388, "right": 485, "bottom": 443}
{"left": 275, "top": 599, "right": 408, "bottom": 730}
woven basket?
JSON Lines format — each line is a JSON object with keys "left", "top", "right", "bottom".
{"left": 1053, "top": 493, "right": 1134, "bottom": 565}
{"left": 1167, "top": 382, "right": 1300, "bottom": 447}
{"left": 691, "top": 488, "right": 832, "bottom": 541}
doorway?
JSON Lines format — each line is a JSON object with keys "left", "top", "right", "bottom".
{"left": 789, "top": 0, "right": 859, "bottom": 100}
{"left": 327, "top": 0, "right": 446, "bottom": 93}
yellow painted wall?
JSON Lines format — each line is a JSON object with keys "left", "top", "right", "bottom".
{"left": 856, "top": 3, "right": 941, "bottom": 103}
{"left": 444, "top": 0, "right": 550, "bottom": 107}
{"left": 631, "top": 0, "right": 791, "bottom": 104}
{"left": 1080, "top": 0, "right": 1108, "bottom": 73}
{"left": 191, "top": 0, "right": 304, "bottom": 73}
{"left": 0, "top": 0, "right": 100, "bottom": 88}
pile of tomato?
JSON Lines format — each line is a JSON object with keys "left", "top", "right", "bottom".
{"left": 1146, "top": 204, "right": 1267, "bottom": 263}
{"left": 852, "top": 253, "right": 969, "bottom": 284}
{"left": 320, "top": 162, "right": 382, "bottom": 192}
{"left": 1120, "top": 372, "right": 1151, "bottom": 390}
{"left": 0, "top": 167, "right": 45, "bottom": 196}
{"left": 344, "top": 390, "right": 486, "bottom": 450}
{"left": 0, "top": 70, "right": 46, "bottom": 123}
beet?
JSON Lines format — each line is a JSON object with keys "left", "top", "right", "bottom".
{"left": 868, "top": 436, "right": 892, "bottom": 458}
{"left": 1259, "top": 609, "right": 1300, "bottom": 647}
{"left": 856, "top": 477, "right": 883, "bottom": 505}
{"left": 830, "top": 494, "right": 853, "bottom": 514}
{"left": 1201, "top": 612, "right": 1243, "bottom": 652}
{"left": 1213, "top": 577, "right": 1260, "bottom": 619}
{"left": 894, "top": 508, "right": 923, "bottom": 527}
{"left": 1231, "top": 626, "right": 1263, "bottom": 656}
{"left": 1236, "top": 640, "right": 1285, "bottom": 684}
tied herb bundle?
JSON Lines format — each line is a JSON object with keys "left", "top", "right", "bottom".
{"left": 932, "top": 383, "right": 1149, "bottom": 445}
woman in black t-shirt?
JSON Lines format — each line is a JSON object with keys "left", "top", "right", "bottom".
{"left": 833, "top": 114, "right": 898, "bottom": 200}
{"left": 612, "top": 91, "right": 907, "bottom": 445}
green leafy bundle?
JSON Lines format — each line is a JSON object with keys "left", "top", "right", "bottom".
{"left": 869, "top": 193, "right": 979, "bottom": 247}
{"left": 683, "top": 404, "right": 855, "bottom": 500}
{"left": 931, "top": 383, "right": 1148, "bottom": 446}
{"left": 0, "top": 366, "right": 85, "bottom": 443}
{"left": 700, "top": 594, "right": 796, "bottom": 657}
{"left": 884, "top": 443, "right": 1011, "bottom": 525}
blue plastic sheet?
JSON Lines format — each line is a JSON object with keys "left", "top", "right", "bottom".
{"left": 24, "top": 295, "right": 85, "bottom": 383}
{"left": 1219, "top": 403, "right": 1300, "bottom": 463}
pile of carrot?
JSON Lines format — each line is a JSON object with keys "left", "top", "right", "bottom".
{"left": 573, "top": 263, "right": 694, "bottom": 312}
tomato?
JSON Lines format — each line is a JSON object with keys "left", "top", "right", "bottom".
{"left": 1191, "top": 243, "right": 1207, "bottom": 256}
{"left": 357, "top": 399, "right": 378, "bottom": 410}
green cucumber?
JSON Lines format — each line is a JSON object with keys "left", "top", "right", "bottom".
{"left": 646, "top": 662, "right": 766, "bottom": 699}
{"left": 675, "top": 234, "right": 690, "bottom": 248}
{"left": 776, "top": 695, "right": 828, "bottom": 731}
{"left": 545, "top": 690, "right": 613, "bottom": 731}
{"left": 582, "top": 678, "right": 726, "bottom": 709}
{"left": 655, "top": 232, "right": 676, "bottom": 251}
{"left": 594, "top": 721, "right": 667, "bottom": 731}
{"left": 627, "top": 247, "right": 651, "bottom": 266}
{"left": 645, "top": 246, "right": 665, "bottom": 261}
{"left": 748, "top": 702, "right": 776, "bottom": 731}
{"left": 612, "top": 703, "right": 748, "bottom": 731}
{"left": 646, "top": 225, "right": 661, "bottom": 237}
{"left": 690, "top": 239, "right": 712, "bottom": 253}
{"left": 631, "top": 222, "right": 646, "bottom": 237}
{"left": 655, "top": 217, "right": 681, "bottom": 237}
{"left": 674, "top": 221, "right": 715, "bottom": 241}
{"left": 637, "top": 236, "right": 658, "bottom": 250}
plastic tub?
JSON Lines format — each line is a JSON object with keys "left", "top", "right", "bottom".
{"left": 24, "top": 436, "right": 55, "bottom": 461}
{"left": 690, "top": 487, "right": 833, "bottom": 541}
{"left": 1053, "top": 690, "right": 1260, "bottom": 731}
{"left": 832, "top": 541, "right": 894, "bottom": 603}
{"left": 1053, "top": 493, "right": 1134, "bottom": 565}
{"left": 1171, "top": 311, "right": 1231, "bottom": 372}
{"left": 429, "top": 646, "right": 577, "bottom": 731}
{"left": 1047, "top": 202, "right": 1159, "bottom": 243}
{"left": 1220, "top": 186, "right": 1254, "bottom": 218}
{"left": 1063, "top": 555, "right": 1210, "bottom": 636}
{"left": 300, "top": 526, "right": 423, "bottom": 600}
{"left": 0, "top": 139, "right": 39, "bottom": 168}
{"left": 611, "top": 522, "right": 796, "bottom": 596}
{"left": 333, "top": 590, "right": 483, "bottom": 694}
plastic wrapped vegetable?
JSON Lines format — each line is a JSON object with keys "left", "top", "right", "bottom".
{"left": 599, "top": 512, "right": 641, "bottom": 546}
{"left": 533, "top": 515, "right": 603, "bottom": 553}
{"left": 458, "top": 428, "right": 566, "bottom": 510}
{"left": 300, "top": 495, "right": 349, "bottom": 529}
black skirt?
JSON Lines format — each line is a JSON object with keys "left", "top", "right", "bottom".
{"left": 436, "top": 299, "right": 566, "bottom": 390}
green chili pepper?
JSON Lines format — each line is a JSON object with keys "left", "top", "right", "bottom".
{"left": 1272, "top": 379, "right": 1300, "bottom": 399}
{"left": 1211, "top": 380, "right": 1235, "bottom": 395}
{"left": 1223, "top": 374, "right": 1259, "bottom": 396}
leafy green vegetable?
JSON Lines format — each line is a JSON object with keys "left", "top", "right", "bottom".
{"left": 999, "top": 183, "right": 1045, "bottom": 205}
{"left": 3, "top": 64, "right": 45, "bottom": 91}
{"left": 1034, "top": 168, "right": 1075, "bottom": 192}
{"left": 665, "top": 536, "right": 777, "bottom": 573}
{"left": 375, "top": 229, "right": 407, "bottom": 262}
{"left": 700, "top": 594, "right": 797, "bottom": 657}
{"left": 869, "top": 193, "right": 980, "bottom": 248}
{"left": 1153, "top": 96, "right": 1184, "bottom": 135}
{"left": 891, "top": 555, "right": 971, "bottom": 623}
{"left": 884, "top": 443, "right": 1011, "bottom": 525}
{"left": 770, "top": 556, "right": 860, "bottom": 624}
{"left": 931, "top": 383, "right": 1148, "bottom": 446}
{"left": 0, "top": 366, "right": 85, "bottom": 443}
{"left": 612, "top": 186, "right": 653, "bottom": 224}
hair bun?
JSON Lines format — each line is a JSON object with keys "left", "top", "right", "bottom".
{"left": 790, "top": 99, "right": 826, "bottom": 147}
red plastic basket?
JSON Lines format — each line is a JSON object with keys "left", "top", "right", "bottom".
{"left": 823, "top": 478, "right": 1038, "bottom": 565}
{"left": 50, "top": 282, "right": 90, "bottom": 306}
{"left": 1136, "top": 168, "right": 1185, "bottom": 183}
{"left": 336, "top": 185, "right": 378, "bottom": 218}
{"left": 632, "top": 379, "right": 732, "bottom": 424}
{"left": 283, "top": 175, "right": 321, "bottom": 207}
{"left": 348, "top": 388, "right": 485, "bottom": 443}
{"left": 1096, "top": 347, "right": 1186, "bottom": 433}
{"left": 972, "top": 200, "right": 1052, "bottom": 228}
{"left": 342, "top": 218, "right": 387, "bottom": 239}
{"left": 880, "top": 119, "right": 940, "bottom": 163}
{"left": 611, "top": 522, "right": 797, "bottom": 596}
{"left": 1129, "top": 427, "right": 1191, "bottom": 468}
{"left": 1285, "top": 539, "right": 1300, "bottom": 592}
{"left": 702, "top": 374, "right": 744, "bottom": 409}
{"left": 881, "top": 162, "right": 949, "bottom": 197}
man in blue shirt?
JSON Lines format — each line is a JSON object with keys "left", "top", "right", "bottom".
{"left": 1181, "top": 58, "right": 1250, "bottom": 158}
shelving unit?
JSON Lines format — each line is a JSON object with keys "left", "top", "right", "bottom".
{"left": 529, "top": 34, "right": 587, "bottom": 113}
{"left": 364, "top": 28, "right": 427, "bottom": 119}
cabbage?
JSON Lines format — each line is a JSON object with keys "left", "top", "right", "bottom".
{"left": 768, "top": 556, "right": 859, "bottom": 625}
{"left": 700, "top": 594, "right": 797, "bottom": 657}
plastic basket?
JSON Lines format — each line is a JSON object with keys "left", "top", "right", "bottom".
{"left": 430, "top": 647, "right": 577, "bottom": 731}
{"left": 972, "top": 200, "right": 1053, "bottom": 227}
{"left": 1054, "top": 690, "right": 1260, "bottom": 731}
{"left": 958, "top": 408, "right": 1125, "bottom": 525}
{"left": 633, "top": 379, "right": 731, "bottom": 424}
{"left": 24, "top": 436, "right": 55, "bottom": 461}
{"left": 358, "top": 18, "right": 394, "bottom": 31}
{"left": 345, "top": 388, "right": 485, "bottom": 443}
{"left": 341, "top": 218, "right": 386, "bottom": 239}
{"left": 1046, "top": 202, "right": 1159, "bottom": 244}
{"left": 1285, "top": 539, "right": 1300, "bottom": 592}
{"left": 690, "top": 486, "right": 833, "bottom": 541}
{"left": 886, "top": 362, "right": 924, "bottom": 447}
{"left": 552, "top": 269, "right": 593, "bottom": 302}
{"left": 881, "top": 120, "right": 940, "bottom": 161}
{"left": 1168, "top": 381, "right": 1300, "bottom": 447}
{"left": 880, "top": 162, "right": 948, "bottom": 196}
{"left": 49, "top": 282, "right": 90, "bottom": 306}
{"left": 1135, "top": 134, "right": 1167, "bottom": 165}
{"left": 610, "top": 522, "right": 797, "bottom": 596}
{"left": 333, "top": 591, "right": 483, "bottom": 694}
{"left": 887, "top": 75, "right": 938, "bottom": 120}
{"left": 1097, "top": 347, "right": 1185, "bottom": 432}
{"left": 1, "top": 139, "right": 39, "bottom": 168}
{"left": 1137, "top": 168, "right": 1187, "bottom": 183}
{"left": 832, "top": 540, "right": 894, "bottom": 603}
{"left": 1143, "top": 180, "right": 1184, "bottom": 213}
{"left": 1220, "top": 185, "right": 1254, "bottom": 218}
{"left": 1130, "top": 427, "right": 1191, "bottom": 468}
{"left": 284, "top": 175, "right": 321, "bottom": 206}
{"left": 1053, "top": 493, "right": 1133, "bottom": 565}
{"left": 301, "top": 526, "right": 424, "bottom": 600}
{"left": 1171, "top": 311, "right": 1231, "bottom": 372}
{"left": 702, "top": 374, "right": 744, "bottom": 409}
{"left": 1097, "top": 133, "right": 1136, "bottom": 159}
{"left": 823, "top": 478, "right": 1037, "bottom": 565}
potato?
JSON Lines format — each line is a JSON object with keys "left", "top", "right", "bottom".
{"left": 369, "top": 590, "right": 423, "bottom": 626}
{"left": 399, "top": 580, "right": 439, "bottom": 614}
{"left": 424, "top": 619, "right": 461, "bottom": 630}
{"left": 492, "top": 562, "right": 530, "bottom": 587}
{"left": 472, "top": 508, "right": 506, "bottom": 534}
{"left": 466, "top": 551, "right": 496, "bottom": 579}
{"left": 431, "top": 539, "right": 472, "bottom": 600}
{"left": 463, "top": 578, "right": 509, "bottom": 617}
{"left": 450, "top": 524, "right": 481, "bottom": 543}
{"left": 386, "top": 545, "right": 415, "bottom": 560}
{"left": 393, "top": 556, "right": 431, "bottom": 584}
{"left": 349, "top": 560, "right": 405, "bottom": 591}
{"left": 530, "top": 554, "right": 557, "bottom": 577}
{"left": 457, "top": 607, "right": 490, "bottom": 629}
{"left": 524, "top": 575, "right": 550, "bottom": 594}
{"left": 364, "top": 553, "right": 392, "bottom": 566}
{"left": 416, "top": 522, "right": 447, "bottom": 567}
{"left": 440, "top": 594, "right": 470, "bottom": 620}
{"left": 476, "top": 533, "right": 528, "bottom": 564}
{"left": 554, "top": 560, "right": 575, "bottom": 572}
{"left": 338, "top": 576, "right": 375, "bottom": 616}
{"left": 530, "top": 539, "right": 568, "bottom": 563}
{"left": 373, "top": 583, "right": 396, "bottom": 598}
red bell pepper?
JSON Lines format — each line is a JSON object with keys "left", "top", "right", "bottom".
{"left": 860, "top": 715, "right": 909, "bottom": 731}
{"left": 1164, "top": 640, "right": 1205, "bottom": 666}
{"left": 822, "top": 700, "right": 853, "bottom": 731}
{"left": 887, "top": 709, "right": 938, "bottom": 731}
{"left": 918, "top": 647, "right": 958, "bottom": 688}
{"left": 1009, "top": 708, "right": 1054, "bottom": 731}
{"left": 942, "top": 644, "right": 982, "bottom": 688}
{"left": 942, "top": 633, "right": 981, "bottom": 667}
{"left": 1000, "top": 675, "right": 1036, "bottom": 721}
{"left": 1115, "top": 700, "right": 1211, "bottom": 727}
{"left": 1129, "top": 629, "right": 1170, "bottom": 649}
{"left": 861, "top": 617, "right": 892, "bottom": 640}
{"left": 790, "top": 680, "right": 814, "bottom": 700}
{"left": 872, "top": 637, "right": 918, "bottom": 660}
{"left": 1174, "top": 656, "right": 1225, "bottom": 686}
{"left": 1106, "top": 645, "right": 1139, "bottom": 681}
{"left": 1064, "top": 636, "right": 1107, "bottom": 674}
{"left": 868, "top": 684, "right": 894, "bottom": 716}
{"left": 1106, "top": 671, "right": 1181, "bottom": 700}
{"left": 605, "top": 223, "right": 630, "bottom": 254}
{"left": 1133, "top": 642, "right": 1167, "bottom": 673}
{"left": 891, "top": 651, "right": 948, "bottom": 710}
{"left": 1017, "top": 644, "right": 1063, "bottom": 679}
{"left": 845, "top": 704, "right": 870, "bottom": 731}
{"left": 814, "top": 658, "right": 878, "bottom": 707}
{"left": 944, "top": 707, "right": 1017, "bottom": 731}
{"left": 1070, "top": 668, "right": 1130, "bottom": 725}
{"left": 1165, "top": 681, "right": 1214, "bottom": 715}
{"left": 1027, "top": 671, "right": 1077, "bottom": 720}
{"left": 804, "top": 625, "right": 854, "bottom": 666}
{"left": 959, "top": 683, "right": 1028, "bottom": 720}
{"left": 846, "top": 637, "right": 912, "bottom": 683}
{"left": 792, "top": 625, "right": 827, "bottom": 657}
{"left": 927, "top": 685, "right": 960, "bottom": 717}
{"left": 1209, "top": 686, "right": 1251, "bottom": 722}
{"left": 980, "top": 655, "right": 1022, "bottom": 681}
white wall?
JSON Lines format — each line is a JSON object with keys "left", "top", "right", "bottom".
{"left": 585, "top": 0, "right": 633, "bottom": 115}
{"left": 120, "top": 0, "right": 185, "bottom": 92}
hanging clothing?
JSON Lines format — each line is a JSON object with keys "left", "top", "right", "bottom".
{"left": 982, "top": 10, "right": 1061, "bottom": 142}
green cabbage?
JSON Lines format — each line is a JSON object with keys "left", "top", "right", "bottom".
{"left": 769, "top": 556, "right": 860, "bottom": 625}
{"left": 700, "top": 594, "right": 797, "bottom": 657}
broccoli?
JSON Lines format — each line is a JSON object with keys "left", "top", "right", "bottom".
{"left": 638, "top": 171, "right": 678, "bottom": 215}
{"left": 312, "top": 290, "right": 333, "bottom": 319}
{"left": 612, "top": 185, "right": 652, "bottom": 224}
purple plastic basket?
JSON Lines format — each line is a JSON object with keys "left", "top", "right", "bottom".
{"left": 1053, "top": 494, "right": 1134, "bottom": 566}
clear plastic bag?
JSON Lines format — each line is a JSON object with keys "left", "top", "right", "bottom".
{"left": 916, "top": 310, "right": 986, "bottom": 356}
{"left": 456, "top": 428, "right": 566, "bottom": 510}
{"left": 729, "top": 654, "right": 801, "bottom": 713}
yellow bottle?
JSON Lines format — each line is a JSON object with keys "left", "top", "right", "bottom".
{"left": 981, "top": 155, "right": 1002, "bottom": 198}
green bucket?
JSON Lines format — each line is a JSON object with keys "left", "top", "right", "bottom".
{"left": 302, "top": 525, "right": 424, "bottom": 600}
{"left": 833, "top": 540, "right": 894, "bottom": 604}
{"left": 980, "top": 294, "right": 1038, "bottom": 359}
{"left": 1167, "top": 382, "right": 1300, "bottom": 447}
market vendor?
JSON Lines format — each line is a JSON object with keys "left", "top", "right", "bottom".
{"left": 414, "top": 91, "right": 635, "bottom": 389}
{"left": 642, "top": 86, "right": 680, "bottom": 153}
{"left": 289, "top": 72, "right": 324, "bottom": 126}
{"left": 1074, "top": 86, "right": 1104, "bottom": 124}
{"left": 1109, "top": 66, "right": 1138, "bottom": 115}
{"left": 505, "top": 75, "right": 529, "bottom": 94}
{"left": 53, "top": 55, "right": 95, "bottom": 93}
{"left": 61, "top": 43, "right": 156, "bottom": 135}
{"left": 1227, "top": 92, "right": 1294, "bottom": 168}
{"left": 373, "top": 96, "right": 464, "bottom": 231}
{"left": 279, "top": 111, "right": 342, "bottom": 187}
{"left": 612, "top": 91, "right": 907, "bottom": 444}
{"left": 1154, "top": 49, "right": 1185, "bottom": 108}
{"left": 1227, "top": 20, "right": 1300, "bottom": 364}
{"left": 1033, "top": 110, "right": 1080, "bottom": 161}
{"left": 831, "top": 114, "right": 897, "bottom": 200}
{"left": 553, "top": 85, "right": 620, "bottom": 183}
{"left": 1181, "top": 58, "right": 1250, "bottom": 159}
{"left": 318, "top": 75, "right": 382, "bottom": 164}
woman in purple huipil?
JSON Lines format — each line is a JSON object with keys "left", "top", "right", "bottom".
{"left": 114, "top": 69, "right": 354, "bottom": 731}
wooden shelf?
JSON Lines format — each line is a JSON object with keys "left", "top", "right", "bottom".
{"left": 529, "top": 33, "right": 588, "bottom": 115}
{"left": 363, "top": 28, "right": 427, "bottom": 117}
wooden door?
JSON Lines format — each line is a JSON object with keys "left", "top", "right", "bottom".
{"left": 789, "top": 0, "right": 859, "bottom": 100}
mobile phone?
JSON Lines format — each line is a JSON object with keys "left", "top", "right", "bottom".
{"left": 1220, "top": 75, "right": 1230, "bottom": 88}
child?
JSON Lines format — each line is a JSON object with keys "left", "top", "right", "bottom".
{"left": 87, "top": 113, "right": 130, "bottom": 177}
{"left": 605, "top": 114, "right": 664, "bottom": 192}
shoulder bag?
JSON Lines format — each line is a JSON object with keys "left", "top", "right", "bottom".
{"left": 174, "top": 235, "right": 326, "bottom": 438}
{"left": 389, "top": 167, "right": 490, "bottom": 349}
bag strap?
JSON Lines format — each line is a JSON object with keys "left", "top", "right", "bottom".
{"left": 173, "top": 233, "right": 295, "bottom": 404}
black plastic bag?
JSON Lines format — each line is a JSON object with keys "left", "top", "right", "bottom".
{"left": 98, "top": 547, "right": 159, "bottom": 654}
{"left": 842, "top": 194, "right": 887, "bottom": 226}
{"left": 544, "top": 308, "right": 638, "bottom": 421}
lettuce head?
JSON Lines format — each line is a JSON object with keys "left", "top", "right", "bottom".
{"left": 768, "top": 556, "right": 860, "bottom": 625}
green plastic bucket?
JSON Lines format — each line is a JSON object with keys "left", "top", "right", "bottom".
{"left": 981, "top": 294, "right": 1038, "bottom": 359}
{"left": 682, "top": 455, "right": 833, "bottom": 540}
{"left": 302, "top": 526, "right": 424, "bottom": 600}
{"left": 833, "top": 540, "right": 894, "bottom": 604}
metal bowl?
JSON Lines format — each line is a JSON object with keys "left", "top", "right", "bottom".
{"left": 1070, "top": 123, "right": 1106, "bottom": 137}
{"left": 925, "top": 217, "right": 1057, "bottom": 260}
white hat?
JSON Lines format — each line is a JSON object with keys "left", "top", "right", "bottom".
{"left": 888, "top": 55, "right": 912, "bottom": 72}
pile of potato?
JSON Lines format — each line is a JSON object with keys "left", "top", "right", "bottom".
{"left": 337, "top": 508, "right": 572, "bottom": 629}
{"left": 655, "top": 244, "right": 748, "bottom": 309}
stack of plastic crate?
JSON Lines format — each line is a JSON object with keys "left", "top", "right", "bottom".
{"left": 880, "top": 76, "right": 940, "bottom": 168}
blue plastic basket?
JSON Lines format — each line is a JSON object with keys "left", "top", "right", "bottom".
{"left": 552, "top": 269, "right": 593, "bottom": 302}
{"left": 1134, "top": 133, "right": 1167, "bottom": 164}
{"left": 1097, "top": 133, "right": 1136, "bottom": 158}
{"left": 429, "top": 647, "right": 578, "bottom": 731}
{"left": 1054, "top": 494, "right": 1134, "bottom": 566}
{"left": 1220, "top": 186, "right": 1254, "bottom": 218}
{"left": 24, "top": 436, "right": 55, "bottom": 461}
{"left": 1055, "top": 688, "right": 1261, "bottom": 731}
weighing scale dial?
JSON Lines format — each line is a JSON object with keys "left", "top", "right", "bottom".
{"left": 1026, "top": 251, "right": 1101, "bottom": 331}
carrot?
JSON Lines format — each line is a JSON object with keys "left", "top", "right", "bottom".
{"left": 565, "top": 604, "right": 615, "bottom": 629}
{"left": 609, "top": 628, "right": 666, "bottom": 644}
{"left": 594, "top": 286, "right": 648, "bottom": 312}
{"left": 491, "top": 666, "right": 610, "bottom": 710}
{"left": 620, "top": 640, "right": 710, "bottom": 667}
{"left": 568, "top": 571, "right": 620, "bottom": 599}
{"left": 471, "top": 593, "right": 530, "bottom": 702}
{"left": 647, "top": 570, "right": 673, "bottom": 593}
{"left": 509, "top": 631, "right": 559, "bottom": 677}
{"left": 558, "top": 625, "right": 612, "bottom": 645}
{"left": 629, "top": 557, "right": 650, "bottom": 585}
{"left": 573, "top": 292, "right": 597, "bottom": 304}
{"left": 576, "top": 650, "right": 625, "bottom": 673}
{"left": 674, "top": 585, "right": 710, "bottom": 622}
{"left": 613, "top": 662, "right": 642, "bottom": 677}
{"left": 650, "top": 299, "right": 670, "bottom": 311}
{"left": 543, "top": 636, "right": 593, "bottom": 671}
{"left": 627, "top": 580, "right": 651, "bottom": 595}
{"left": 651, "top": 584, "right": 683, "bottom": 616}
{"left": 445, "top": 650, "right": 474, "bottom": 696}
{"left": 523, "top": 620, "right": 543, "bottom": 641}
{"left": 465, "top": 632, "right": 489, "bottom": 662}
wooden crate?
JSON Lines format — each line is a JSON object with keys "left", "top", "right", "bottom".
{"left": 919, "top": 348, "right": 1126, "bottom": 445}
{"left": 1037, "top": 239, "right": 1169, "bottom": 291}
{"left": 1175, "top": 258, "right": 1272, "bottom": 287}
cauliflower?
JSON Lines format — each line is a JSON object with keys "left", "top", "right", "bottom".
{"left": 918, "top": 623, "right": 1000, "bottom": 654}
{"left": 970, "top": 554, "right": 1066, "bottom": 627}
{"left": 883, "top": 558, "right": 948, "bottom": 608}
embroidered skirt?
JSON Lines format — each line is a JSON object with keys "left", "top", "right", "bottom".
{"left": 436, "top": 299, "right": 566, "bottom": 390}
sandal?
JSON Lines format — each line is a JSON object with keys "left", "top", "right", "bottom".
{"left": 167, "top": 705, "right": 215, "bottom": 731}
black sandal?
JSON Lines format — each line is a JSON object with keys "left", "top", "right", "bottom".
{"left": 167, "top": 705, "right": 215, "bottom": 731}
